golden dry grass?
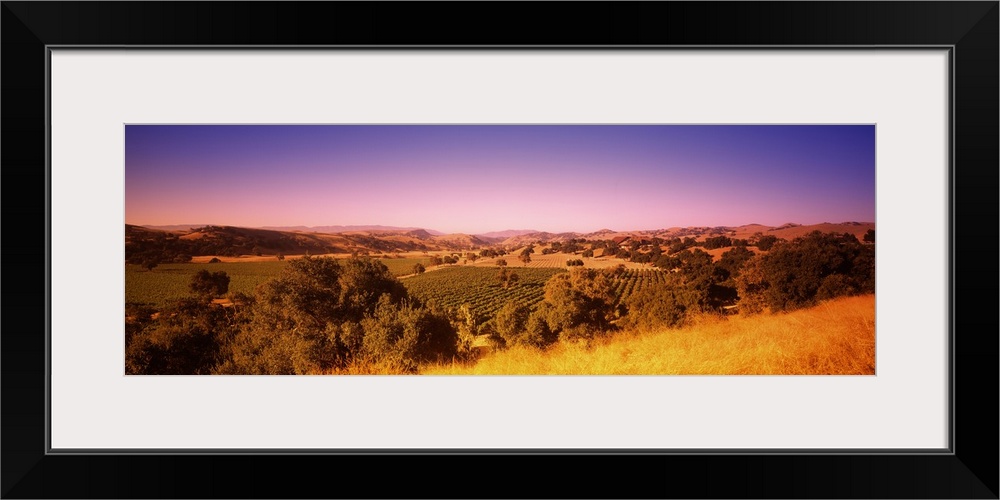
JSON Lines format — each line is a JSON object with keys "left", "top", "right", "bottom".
{"left": 422, "top": 294, "right": 875, "bottom": 375}
{"left": 318, "top": 362, "right": 415, "bottom": 375}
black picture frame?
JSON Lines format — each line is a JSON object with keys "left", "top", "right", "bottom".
{"left": 2, "top": 2, "right": 996, "bottom": 498}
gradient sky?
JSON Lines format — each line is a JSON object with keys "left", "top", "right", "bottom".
{"left": 125, "top": 125, "right": 875, "bottom": 234}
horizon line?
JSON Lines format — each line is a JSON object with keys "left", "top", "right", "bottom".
{"left": 126, "top": 220, "right": 876, "bottom": 235}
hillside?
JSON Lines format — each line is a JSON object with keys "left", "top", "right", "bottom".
{"left": 262, "top": 225, "right": 445, "bottom": 235}
{"left": 126, "top": 221, "right": 874, "bottom": 261}
{"left": 488, "top": 222, "right": 874, "bottom": 247}
{"left": 424, "top": 294, "right": 875, "bottom": 375}
{"left": 127, "top": 224, "right": 494, "bottom": 261}
{"left": 474, "top": 229, "right": 539, "bottom": 240}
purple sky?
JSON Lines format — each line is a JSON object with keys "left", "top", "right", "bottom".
{"left": 125, "top": 125, "right": 875, "bottom": 234}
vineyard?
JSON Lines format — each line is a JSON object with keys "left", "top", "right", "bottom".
{"left": 402, "top": 267, "right": 566, "bottom": 324}
{"left": 126, "top": 257, "right": 675, "bottom": 314}
{"left": 608, "top": 269, "right": 673, "bottom": 307}
{"left": 401, "top": 266, "right": 677, "bottom": 324}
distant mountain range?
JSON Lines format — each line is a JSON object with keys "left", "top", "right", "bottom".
{"left": 128, "top": 221, "right": 874, "bottom": 258}
{"left": 473, "top": 229, "right": 539, "bottom": 239}
{"left": 260, "top": 225, "right": 447, "bottom": 235}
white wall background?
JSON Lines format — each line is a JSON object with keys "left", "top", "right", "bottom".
{"left": 50, "top": 50, "right": 949, "bottom": 450}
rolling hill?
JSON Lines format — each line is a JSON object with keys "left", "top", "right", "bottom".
{"left": 126, "top": 221, "right": 874, "bottom": 260}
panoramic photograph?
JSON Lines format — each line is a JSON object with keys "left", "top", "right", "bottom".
{"left": 125, "top": 124, "right": 876, "bottom": 375}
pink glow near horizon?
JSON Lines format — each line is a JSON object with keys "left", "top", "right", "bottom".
{"left": 126, "top": 125, "right": 875, "bottom": 234}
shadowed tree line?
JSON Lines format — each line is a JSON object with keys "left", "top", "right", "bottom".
{"left": 127, "top": 256, "right": 461, "bottom": 374}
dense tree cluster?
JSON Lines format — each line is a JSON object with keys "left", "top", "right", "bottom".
{"left": 590, "top": 239, "right": 621, "bottom": 257}
{"left": 189, "top": 270, "right": 230, "bottom": 299}
{"left": 479, "top": 248, "right": 506, "bottom": 259}
{"left": 532, "top": 267, "right": 617, "bottom": 342}
{"left": 622, "top": 278, "right": 694, "bottom": 331}
{"left": 616, "top": 231, "right": 873, "bottom": 331}
{"left": 126, "top": 297, "right": 246, "bottom": 375}
{"left": 667, "top": 237, "right": 698, "bottom": 253}
{"left": 493, "top": 301, "right": 550, "bottom": 348}
{"left": 126, "top": 256, "right": 460, "bottom": 374}
{"left": 702, "top": 235, "right": 733, "bottom": 249}
{"left": 751, "top": 234, "right": 781, "bottom": 251}
{"left": 735, "top": 231, "right": 875, "bottom": 313}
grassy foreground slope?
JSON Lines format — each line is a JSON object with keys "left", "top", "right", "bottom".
{"left": 423, "top": 294, "right": 875, "bottom": 375}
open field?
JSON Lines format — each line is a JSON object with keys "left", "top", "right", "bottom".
{"left": 607, "top": 269, "right": 673, "bottom": 307}
{"left": 126, "top": 256, "right": 432, "bottom": 307}
{"left": 126, "top": 262, "right": 288, "bottom": 306}
{"left": 423, "top": 294, "right": 875, "bottom": 375}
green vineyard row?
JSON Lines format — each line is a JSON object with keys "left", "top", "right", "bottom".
{"left": 125, "top": 260, "right": 675, "bottom": 318}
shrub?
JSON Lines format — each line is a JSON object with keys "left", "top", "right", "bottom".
{"left": 735, "top": 231, "right": 875, "bottom": 313}
{"left": 703, "top": 235, "right": 732, "bottom": 250}
{"left": 816, "top": 274, "right": 858, "bottom": 301}
{"left": 623, "top": 285, "right": 690, "bottom": 330}
{"left": 126, "top": 298, "right": 240, "bottom": 374}
{"left": 497, "top": 267, "right": 520, "bottom": 289}
{"left": 755, "top": 235, "right": 780, "bottom": 251}
{"left": 493, "top": 301, "right": 530, "bottom": 347}
{"left": 189, "top": 270, "right": 230, "bottom": 299}
{"left": 715, "top": 247, "right": 755, "bottom": 284}
{"left": 359, "top": 295, "right": 458, "bottom": 372}
{"left": 142, "top": 257, "right": 159, "bottom": 271}
{"left": 540, "top": 267, "right": 616, "bottom": 341}
{"left": 525, "top": 309, "right": 557, "bottom": 347}
{"left": 213, "top": 256, "right": 457, "bottom": 374}
{"left": 215, "top": 256, "right": 406, "bottom": 373}
{"left": 734, "top": 256, "right": 768, "bottom": 314}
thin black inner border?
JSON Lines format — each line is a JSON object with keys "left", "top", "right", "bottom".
{"left": 44, "top": 45, "right": 955, "bottom": 455}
